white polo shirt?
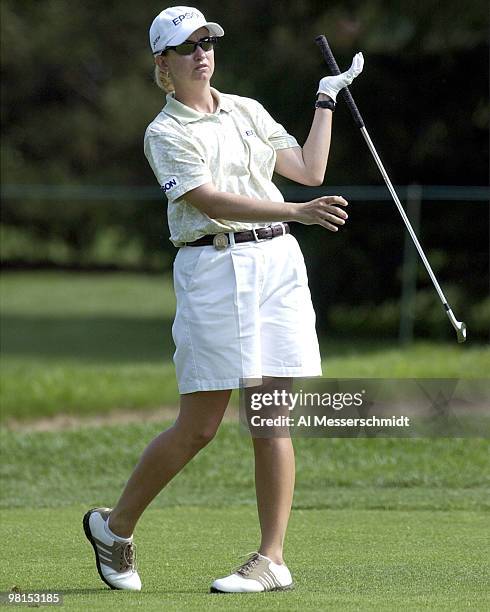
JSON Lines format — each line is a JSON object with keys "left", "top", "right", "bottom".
{"left": 144, "top": 88, "right": 299, "bottom": 246}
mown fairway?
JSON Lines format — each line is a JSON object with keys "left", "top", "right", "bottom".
{"left": 1, "top": 425, "right": 489, "bottom": 610}
{"left": 1, "top": 271, "right": 489, "bottom": 610}
{"left": 1, "top": 505, "right": 488, "bottom": 611}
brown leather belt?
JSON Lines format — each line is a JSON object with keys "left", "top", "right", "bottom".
{"left": 184, "top": 223, "right": 290, "bottom": 249}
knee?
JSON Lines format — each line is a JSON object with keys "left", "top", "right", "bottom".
{"left": 191, "top": 427, "right": 218, "bottom": 449}
{"left": 176, "top": 424, "right": 218, "bottom": 450}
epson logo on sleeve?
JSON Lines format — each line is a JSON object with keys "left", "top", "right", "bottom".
{"left": 161, "top": 177, "right": 179, "bottom": 193}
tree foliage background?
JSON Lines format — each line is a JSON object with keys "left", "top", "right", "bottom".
{"left": 1, "top": 0, "right": 489, "bottom": 338}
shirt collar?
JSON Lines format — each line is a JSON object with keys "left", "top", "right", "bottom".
{"left": 163, "top": 88, "right": 234, "bottom": 125}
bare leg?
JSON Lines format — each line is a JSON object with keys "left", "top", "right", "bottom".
{"left": 248, "top": 378, "right": 295, "bottom": 565}
{"left": 108, "top": 389, "right": 231, "bottom": 538}
{"left": 253, "top": 437, "right": 295, "bottom": 565}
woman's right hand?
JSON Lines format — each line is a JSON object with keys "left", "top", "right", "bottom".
{"left": 293, "top": 196, "right": 349, "bottom": 231}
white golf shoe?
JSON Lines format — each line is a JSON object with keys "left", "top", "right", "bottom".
{"left": 210, "top": 552, "right": 294, "bottom": 593}
{"left": 83, "top": 507, "right": 141, "bottom": 591}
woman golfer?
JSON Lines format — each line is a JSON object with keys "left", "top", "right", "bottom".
{"left": 84, "top": 5, "right": 363, "bottom": 593}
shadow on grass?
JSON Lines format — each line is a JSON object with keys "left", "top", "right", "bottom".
{"left": 0, "top": 315, "right": 175, "bottom": 363}
{"left": 53, "top": 588, "right": 114, "bottom": 595}
{"left": 0, "top": 315, "right": 408, "bottom": 365}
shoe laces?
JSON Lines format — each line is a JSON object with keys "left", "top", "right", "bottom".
{"left": 235, "top": 552, "right": 261, "bottom": 577}
{"left": 119, "top": 541, "right": 137, "bottom": 573}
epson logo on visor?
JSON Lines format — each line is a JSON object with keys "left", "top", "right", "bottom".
{"left": 172, "top": 12, "right": 200, "bottom": 26}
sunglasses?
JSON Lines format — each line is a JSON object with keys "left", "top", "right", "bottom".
{"left": 163, "top": 36, "right": 218, "bottom": 56}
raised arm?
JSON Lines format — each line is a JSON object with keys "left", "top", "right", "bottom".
{"left": 274, "top": 52, "right": 364, "bottom": 186}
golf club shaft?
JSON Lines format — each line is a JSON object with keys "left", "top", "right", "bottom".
{"left": 314, "top": 35, "right": 453, "bottom": 313}
{"left": 359, "top": 126, "right": 449, "bottom": 307}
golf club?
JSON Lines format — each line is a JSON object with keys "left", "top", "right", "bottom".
{"left": 315, "top": 35, "right": 467, "bottom": 343}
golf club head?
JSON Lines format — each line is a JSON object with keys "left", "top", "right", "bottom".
{"left": 447, "top": 309, "right": 467, "bottom": 343}
{"left": 455, "top": 321, "right": 467, "bottom": 343}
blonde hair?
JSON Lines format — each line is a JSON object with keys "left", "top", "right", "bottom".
{"left": 154, "top": 63, "right": 174, "bottom": 93}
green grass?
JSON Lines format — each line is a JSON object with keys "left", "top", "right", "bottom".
{"left": 1, "top": 422, "right": 489, "bottom": 609}
{"left": 1, "top": 271, "right": 488, "bottom": 422}
{"left": 321, "top": 338, "right": 490, "bottom": 378}
{"left": 1, "top": 267, "right": 489, "bottom": 610}
{"left": 1, "top": 423, "right": 489, "bottom": 511}
{"left": 1, "top": 506, "right": 488, "bottom": 611}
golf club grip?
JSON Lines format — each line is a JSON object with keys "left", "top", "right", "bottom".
{"left": 315, "top": 35, "right": 364, "bottom": 129}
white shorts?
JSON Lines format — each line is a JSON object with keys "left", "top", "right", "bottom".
{"left": 172, "top": 232, "right": 322, "bottom": 394}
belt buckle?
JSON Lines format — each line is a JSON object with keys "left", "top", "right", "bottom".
{"left": 213, "top": 233, "right": 228, "bottom": 250}
{"left": 252, "top": 227, "right": 268, "bottom": 242}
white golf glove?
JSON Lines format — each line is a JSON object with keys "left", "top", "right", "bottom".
{"left": 317, "top": 52, "right": 364, "bottom": 102}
